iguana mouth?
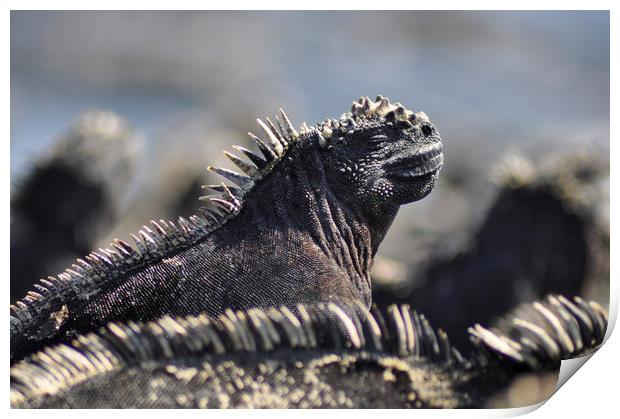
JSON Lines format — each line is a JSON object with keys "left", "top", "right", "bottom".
{"left": 385, "top": 142, "right": 444, "bottom": 179}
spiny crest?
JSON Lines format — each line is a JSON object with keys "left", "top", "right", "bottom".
{"left": 203, "top": 107, "right": 302, "bottom": 207}
{"left": 350, "top": 95, "right": 426, "bottom": 125}
{"left": 11, "top": 295, "right": 607, "bottom": 406}
{"left": 10, "top": 216, "right": 218, "bottom": 339}
{"left": 469, "top": 295, "right": 607, "bottom": 370}
{"left": 11, "top": 302, "right": 464, "bottom": 406}
{"left": 315, "top": 95, "right": 431, "bottom": 149}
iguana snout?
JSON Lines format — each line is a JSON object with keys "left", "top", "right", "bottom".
{"left": 384, "top": 141, "right": 444, "bottom": 180}
{"left": 317, "top": 96, "right": 443, "bottom": 206}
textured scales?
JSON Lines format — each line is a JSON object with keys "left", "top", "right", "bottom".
{"left": 11, "top": 96, "right": 444, "bottom": 362}
{"left": 10, "top": 295, "right": 607, "bottom": 408}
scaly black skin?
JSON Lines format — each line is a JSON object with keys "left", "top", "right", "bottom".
{"left": 10, "top": 96, "right": 444, "bottom": 362}
{"left": 10, "top": 111, "right": 139, "bottom": 302}
{"left": 10, "top": 295, "right": 608, "bottom": 408}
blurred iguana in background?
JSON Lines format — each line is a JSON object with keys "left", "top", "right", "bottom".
{"left": 372, "top": 151, "right": 609, "bottom": 349}
{"left": 11, "top": 111, "right": 141, "bottom": 302}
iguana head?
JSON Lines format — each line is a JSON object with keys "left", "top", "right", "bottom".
{"left": 204, "top": 96, "right": 443, "bottom": 221}
{"left": 315, "top": 96, "right": 443, "bottom": 207}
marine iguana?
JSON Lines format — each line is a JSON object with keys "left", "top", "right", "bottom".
{"left": 11, "top": 96, "right": 444, "bottom": 362}
{"left": 10, "top": 295, "right": 607, "bottom": 408}
{"left": 11, "top": 111, "right": 140, "bottom": 302}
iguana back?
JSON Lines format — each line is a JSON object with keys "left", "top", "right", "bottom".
{"left": 11, "top": 295, "right": 607, "bottom": 408}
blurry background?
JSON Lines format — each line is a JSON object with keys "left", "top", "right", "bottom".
{"left": 9, "top": 11, "right": 610, "bottom": 407}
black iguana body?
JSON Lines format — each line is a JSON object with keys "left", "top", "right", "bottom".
{"left": 10, "top": 295, "right": 607, "bottom": 408}
{"left": 10, "top": 96, "right": 444, "bottom": 362}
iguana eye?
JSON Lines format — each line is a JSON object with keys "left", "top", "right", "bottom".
{"left": 421, "top": 124, "right": 433, "bottom": 137}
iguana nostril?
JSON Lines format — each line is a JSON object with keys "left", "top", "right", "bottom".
{"left": 421, "top": 125, "right": 433, "bottom": 137}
